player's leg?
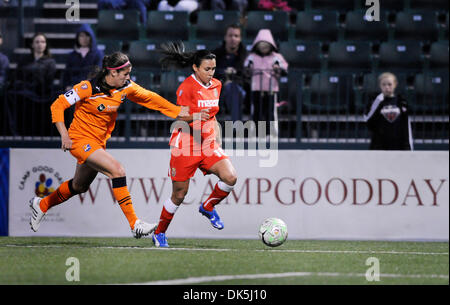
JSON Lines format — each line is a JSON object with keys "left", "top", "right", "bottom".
{"left": 153, "top": 179, "right": 190, "bottom": 247}
{"left": 29, "top": 162, "right": 97, "bottom": 232}
{"left": 85, "top": 148, "right": 156, "bottom": 238}
{"left": 199, "top": 157, "right": 237, "bottom": 229}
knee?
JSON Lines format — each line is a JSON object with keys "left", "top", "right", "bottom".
{"left": 172, "top": 188, "right": 188, "bottom": 205}
{"left": 71, "top": 180, "right": 89, "bottom": 193}
{"left": 110, "top": 162, "right": 126, "bottom": 178}
{"left": 222, "top": 173, "right": 237, "bottom": 186}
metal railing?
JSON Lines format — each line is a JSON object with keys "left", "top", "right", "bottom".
{"left": 0, "top": 68, "right": 448, "bottom": 150}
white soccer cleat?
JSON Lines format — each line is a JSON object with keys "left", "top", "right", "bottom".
{"left": 132, "top": 219, "right": 157, "bottom": 239}
{"left": 29, "top": 197, "right": 45, "bottom": 232}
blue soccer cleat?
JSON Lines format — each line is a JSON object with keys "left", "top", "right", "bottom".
{"left": 199, "top": 205, "right": 224, "bottom": 230}
{"left": 152, "top": 232, "right": 169, "bottom": 247}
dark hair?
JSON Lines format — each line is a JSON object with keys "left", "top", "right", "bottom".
{"left": 75, "top": 31, "right": 92, "bottom": 48}
{"left": 90, "top": 52, "right": 131, "bottom": 95}
{"left": 31, "top": 33, "right": 52, "bottom": 58}
{"left": 160, "top": 41, "right": 216, "bottom": 70}
{"left": 225, "top": 23, "right": 242, "bottom": 34}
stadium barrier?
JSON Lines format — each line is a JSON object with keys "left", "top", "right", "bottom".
{"left": 8, "top": 148, "right": 449, "bottom": 241}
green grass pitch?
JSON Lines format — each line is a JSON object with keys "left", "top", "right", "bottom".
{"left": 0, "top": 237, "right": 448, "bottom": 285}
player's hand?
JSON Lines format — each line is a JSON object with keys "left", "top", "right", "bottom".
{"left": 178, "top": 106, "right": 190, "bottom": 118}
{"left": 193, "top": 109, "right": 210, "bottom": 122}
{"left": 61, "top": 135, "right": 73, "bottom": 152}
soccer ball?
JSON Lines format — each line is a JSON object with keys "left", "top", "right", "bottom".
{"left": 258, "top": 218, "right": 288, "bottom": 247}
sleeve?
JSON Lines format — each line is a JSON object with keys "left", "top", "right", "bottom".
{"left": 126, "top": 81, "right": 181, "bottom": 119}
{"left": 50, "top": 80, "right": 92, "bottom": 123}
{"left": 274, "top": 52, "right": 288, "bottom": 72}
{"left": 176, "top": 82, "right": 192, "bottom": 107}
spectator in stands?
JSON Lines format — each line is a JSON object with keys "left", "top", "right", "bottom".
{"left": 257, "top": 0, "right": 292, "bottom": 12}
{"left": 0, "top": 31, "right": 10, "bottom": 95}
{"left": 63, "top": 24, "right": 103, "bottom": 91}
{"left": 213, "top": 24, "right": 248, "bottom": 122}
{"left": 201, "top": 0, "right": 248, "bottom": 14}
{"left": 244, "top": 29, "right": 288, "bottom": 139}
{"left": 364, "top": 72, "right": 414, "bottom": 150}
{"left": 157, "top": 0, "right": 199, "bottom": 13}
{"left": 98, "top": 0, "right": 151, "bottom": 24}
{"left": 8, "top": 33, "right": 56, "bottom": 136}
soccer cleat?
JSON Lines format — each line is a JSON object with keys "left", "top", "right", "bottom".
{"left": 199, "top": 205, "right": 224, "bottom": 230}
{"left": 29, "top": 197, "right": 45, "bottom": 232}
{"left": 132, "top": 219, "right": 157, "bottom": 239}
{"left": 152, "top": 232, "right": 169, "bottom": 247}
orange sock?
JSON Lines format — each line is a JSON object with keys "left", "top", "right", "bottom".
{"left": 203, "top": 181, "right": 234, "bottom": 211}
{"left": 112, "top": 177, "right": 138, "bottom": 229}
{"left": 39, "top": 179, "right": 76, "bottom": 213}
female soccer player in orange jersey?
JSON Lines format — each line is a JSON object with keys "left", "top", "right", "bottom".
{"left": 152, "top": 42, "right": 238, "bottom": 247}
{"left": 29, "top": 52, "right": 193, "bottom": 238}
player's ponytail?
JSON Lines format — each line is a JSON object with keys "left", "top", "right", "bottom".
{"left": 160, "top": 41, "right": 216, "bottom": 70}
{"left": 89, "top": 52, "right": 131, "bottom": 95}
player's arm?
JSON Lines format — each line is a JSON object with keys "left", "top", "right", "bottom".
{"left": 50, "top": 81, "right": 91, "bottom": 151}
{"left": 127, "top": 82, "right": 184, "bottom": 119}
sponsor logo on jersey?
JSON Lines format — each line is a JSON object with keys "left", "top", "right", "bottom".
{"left": 198, "top": 99, "right": 219, "bottom": 107}
{"left": 171, "top": 167, "right": 176, "bottom": 177}
{"left": 83, "top": 144, "right": 91, "bottom": 152}
{"left": 97, "top": 104, "right": 106, "bottom": 112}
{"left": 81, "top": 83, "right": 88, "bottom": 90}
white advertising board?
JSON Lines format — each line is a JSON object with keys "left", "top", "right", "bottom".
{"left": 9, "top": 148, "right": 449, "bottom": 241}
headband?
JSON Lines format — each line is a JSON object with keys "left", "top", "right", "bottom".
{"left": 106, "top": 61, "right": 131, "bottom": 70}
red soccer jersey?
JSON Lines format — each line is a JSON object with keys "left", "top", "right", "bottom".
{"left": 169, "top": 74, "right": 222, "bottom": 153}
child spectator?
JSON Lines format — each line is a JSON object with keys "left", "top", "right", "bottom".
{"left": 364, "top": 72, "right": 414, "bottom": 150}
{"left": 244, "top": 29, "right": 288, "bottom": 138}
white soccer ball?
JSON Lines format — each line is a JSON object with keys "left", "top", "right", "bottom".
{"left": 258, "top": 217, "right": 288, "bottom": 247}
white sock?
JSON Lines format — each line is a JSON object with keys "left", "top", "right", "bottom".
{"left": 164, "top": 197, "right": 179, "bottom": 214}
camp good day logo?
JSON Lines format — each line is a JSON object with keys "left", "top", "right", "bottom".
{"left": 18, "top": 165, "right": 64, "bottom": 198}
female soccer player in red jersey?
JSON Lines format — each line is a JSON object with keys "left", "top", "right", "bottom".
{"left": 29, "top": 52, "right": 191, "bottom": 238}
{"left": 152, "top": 42, "right": 238, "bottom": 247}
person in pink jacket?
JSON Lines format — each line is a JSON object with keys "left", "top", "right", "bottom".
{"left": 244, "top": 29, "right": 288, "bottom": 139}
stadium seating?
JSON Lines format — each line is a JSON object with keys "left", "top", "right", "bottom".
{"left": 344, "top": 10, "right": 389, "bottom": 42}
{"left": 409, "top": 0, "right": 449, "bottom": 11}
{"left": 377, "top": 41, "right": 424, "bottom": 71}
{"left": 96, "top": 10, "right": 141, "bottom": 41}
{"left": 194, "top": 11, "right": 241, "bottom": 40}
{"left": 294, "top": 10, "right": 339, "bottom": 41}
{"left": 146, "top": 11, "right": 189, "bottom": 41}
{"left": 429, "top": 40, "right": 449, "bottom": 70}
{"left": 278, "top": 41, "right": 322, "bottom": 71}
{"left": 245, "top": 11, "right": 290, "bottom": 42}
{"left": 127, "top": 40, "right": 162, "bottom": 70}
{"left": 309, "top": 0, "right": 354, "bottom": 11}
{"left": 394, "top": 10, "right": 439, "bottom": 42}
{"left": 327, "top": 41, "right": 373, "bottom": 72}
{"left": 410, "top": 72, "right": 449, "bottom": 114}
{"left": 301, "top": 72, "right": 353, "bottom": 114}
{"left": 96, "top": 40, "right": 123, "bottom": 55}
{"left": 159, "top": 71, "right": 188, "bottom": 103}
